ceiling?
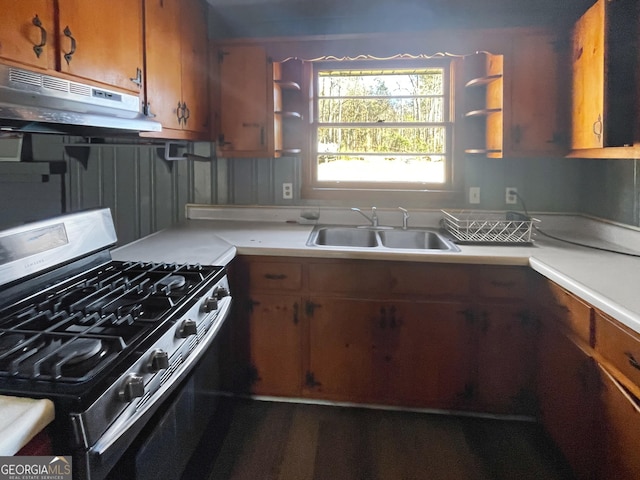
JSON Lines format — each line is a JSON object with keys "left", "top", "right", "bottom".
{"left": 207, "top": 0, "right": 596, "bottom": 38}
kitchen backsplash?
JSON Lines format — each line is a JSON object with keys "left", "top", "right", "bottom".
{"left": 1, "top": 134, "right": 638, "bottom": 245}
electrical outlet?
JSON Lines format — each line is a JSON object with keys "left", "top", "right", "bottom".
{"left": 282, "top": 182, "right": 293, "bottom": 200}
{"left": 469, "top": 187, "right": 480, "bottom": 204}
{"left": 506, "top": 187, "right": 517, "bottom": 204}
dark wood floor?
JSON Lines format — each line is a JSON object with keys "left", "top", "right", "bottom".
{"left": 184, "top": 397, "right": 574, "bottom": 480}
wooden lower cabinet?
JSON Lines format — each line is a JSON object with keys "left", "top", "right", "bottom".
{"left": 305, "top": 298, "right": 378, "bottom": 401}
{"left": 598, "top": 364, "right": 640, "bottom": 480}
{"left": 228, "top": 293, "right": 303, "bottom": 396}
{"left": 536, "top": 286, "right": 640, "bottom": 480}
{"left": 537, "top": 320, "right": 601, "bottom": 480}
{"left": 305, "top": 298, "right": 476, "bottom": 408}
{"left": 227, "top": 256, "right": 535, "bottom": 414}
{"left": 475, "top": 304, "right": 538, "bottom": 414}
{"left": 375, "top": 301, "right": 476, "bottom": 408}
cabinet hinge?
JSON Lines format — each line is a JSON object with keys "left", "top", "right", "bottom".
{"left": 293, "top": 302, "right": 299, "bottom": 325}
{"left": 305, "top": 300, "right": 321, "bottom": 317}
{"left": 305, "top": 371, "right": 321, "bottom": 388}
{"left": 246, "top": 298, "right": 260, "bottom": 313}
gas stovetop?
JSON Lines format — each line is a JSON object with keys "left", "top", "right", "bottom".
{"left": 0, "top": 260, "right": 224, "bottom": 400}
{"left": 0, "top": 261, "right": 222, "bottom": 382}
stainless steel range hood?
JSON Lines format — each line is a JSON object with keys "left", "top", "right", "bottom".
{"left": 0, "top": 65, "right": 162, "bottom": 135}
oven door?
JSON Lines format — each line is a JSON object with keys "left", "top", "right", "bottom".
{"left": 105, "top": 332, "right": 223, "bottom": 480}
{"left": 76, "top": 295, "right": 231, "bottom": 480}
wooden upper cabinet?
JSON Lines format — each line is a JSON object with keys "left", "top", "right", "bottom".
{"left": 215, "top": 45, "right": 272, "bottom": 156}
{"left": 143, "top": 0, "right": 182, "bottom": 130}
{"left": 57, "top": 0, "right": 144, "bottom": 93}
{"left": 0, "top": 1, "right": 55, "bottom": 70}
{"left": 463, "top": 30, "right": 566, "bottom": 159}
{"left": 144, "top": 0, "right": 209, "bottom": 138}
{"left": 508, "top": 32, "right": 567, "bottom": 156}
{"left": 571, "top": 0, "right": 605, "bottom": 150}
{"left": 570, "top": 0, "right": 640, "bottom": 153}
{"left": 179, "top": 0, "right": 209, "bottom": 135}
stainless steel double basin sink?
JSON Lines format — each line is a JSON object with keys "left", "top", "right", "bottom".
{"left": 306, "top": 225, "right": 460, "bottom": 252}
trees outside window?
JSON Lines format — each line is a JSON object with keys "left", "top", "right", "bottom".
{"left": 311, "top": 60, "right": 453, "bottom": 189}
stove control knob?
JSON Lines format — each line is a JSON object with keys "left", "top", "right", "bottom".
{"left": 203, "top": 287, "right": 229, "bottom": 312}
{"left": 214, "top": 287, "right": 229, "bottom": 299}
{"left": 177, "top": 319, "right": 197, "bottom": 338}
{"left": 119, "top": 374, "right": 145, "bottom": 403}
{"left": 202, "top": 296, "right": 218, "bottom": 313}
{"left": 147, "top": 349, "right": 169, "bottom": 373}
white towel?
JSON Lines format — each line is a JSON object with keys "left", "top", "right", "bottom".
{"left": 0, "top": 395, "right": 55, "bottom": 455}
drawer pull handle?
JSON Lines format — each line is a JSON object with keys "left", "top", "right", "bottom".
{"left": 625, "top": 352, "right": 640, "bottom": 370}
{"left": 264, "top": 273, "right": 287, "bottom": 280}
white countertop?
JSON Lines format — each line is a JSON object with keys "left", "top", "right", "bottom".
{"left": 112, "top": 205, "right": 640, "bottom": 334}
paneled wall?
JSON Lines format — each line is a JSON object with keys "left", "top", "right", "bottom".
{"left": 219, "top": 154, "right": 584, "bottom": 214}
{"left": 64, "top": 141, "right": 221, "bottom": 246}
{"left": 0, "top": 136, "right": 222, "bottom": 246}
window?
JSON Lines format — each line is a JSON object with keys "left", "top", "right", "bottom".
{"left": 305, "top": 58, "right": 456, "bottom": 198}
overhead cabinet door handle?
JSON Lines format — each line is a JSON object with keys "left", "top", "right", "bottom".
{"left": 32, "top": 15, "right": 47, "bottom": 58}
{"left": 63, "top": 26, "right": 76, "bottom": 65}
{"left": 593, "top": 114, "right": 603, "bottom": 142}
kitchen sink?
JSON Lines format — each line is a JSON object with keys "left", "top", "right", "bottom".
{"left": 378, "top": 229, "right": 451, "bottom": 250}
{"left": 307, "top": 226, "right": 460, "bottom": 252}
{"left": 313, "top": 227, "right": 378, "bottom": 247}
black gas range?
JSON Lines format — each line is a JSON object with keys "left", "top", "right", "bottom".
{"left": 0, "top": 209, "right": 231, "bottom": 480}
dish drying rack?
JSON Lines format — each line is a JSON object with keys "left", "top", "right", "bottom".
{"left": 441, "top": 210, "right": 539, "bottom": 245}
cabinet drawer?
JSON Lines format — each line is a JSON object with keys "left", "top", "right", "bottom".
{"left": 594, "top": 311, "right": 640, "bottom": 390}
{"left": 388, "top": 264, "right": 470, "bottom": 297}
{"left": 476, "top": 267, "right": 528, "bottom": 300}
{"left": 248, "top": 262, "right": 302, "bottom": 291}
{"left": 540, "top": 280, "right": 592, "bottom": 345}
{"left": 309, "top": 262, "right": 389, "bottom": 295}
{"left": 309, "top": 262, "right": 470, "bottom": 298}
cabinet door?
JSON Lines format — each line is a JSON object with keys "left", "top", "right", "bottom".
{"left": 571, "top": 0, "right": 605, "bottom": 149}
{"left": 475, "top": 305, "right": 537, "bottom": 414}
{"left": 509, "top": 32, "right": 566, "bottom": 156}
{"left": 217, "top": 45, "right": 271, "bottom": 155}
{"left": 306, "top": 298, "right": 377, "bottom": 401}
{"left": 144, "top": 0, "right": 182, "bottom": 129}
{"left": 0, "top": 1, "right": 55, "bottom": 70}
{"left": 242, "top": 294, "right": 302, "bottom": 396}
{"left": 58, "top": 0, "right": 144, "bottom": 92}
{"left": 537, "top": 322, "right": 602, "bottom": 480}
{"left": 180, "top": 0, "right": 209, "bottom": 134}
{"left": 374, "top": 301, "right": 475, "bottom": 409}
{"left": 598, "top": 364, "right": 640, "bottom": 480}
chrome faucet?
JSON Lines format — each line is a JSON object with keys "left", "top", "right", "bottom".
{"left": 351, "top": 207, "right": 378, "bottom": 227}
{"left": 399, "top": 207, "right": 409, "bottom": 230}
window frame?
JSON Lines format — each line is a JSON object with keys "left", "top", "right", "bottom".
{"left": 301, "top": 57, "right": 461, "bottom": 201}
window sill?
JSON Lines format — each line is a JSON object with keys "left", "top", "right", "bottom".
{"left": 301, "top": 185, "right": 462, "bottom": 204}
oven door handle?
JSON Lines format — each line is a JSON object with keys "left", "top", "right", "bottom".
{"left": 88, "top": 297, "right": 231, "bottom": 458}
